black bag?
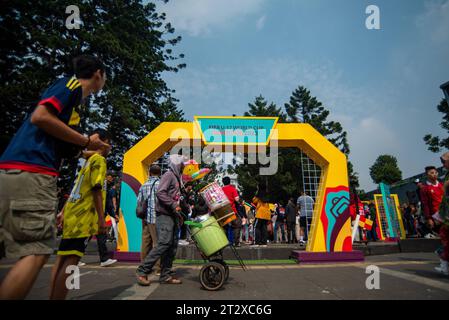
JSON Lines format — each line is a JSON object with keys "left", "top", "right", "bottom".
{"left": 136, "top": 193, "right": 148, "bottom": 220}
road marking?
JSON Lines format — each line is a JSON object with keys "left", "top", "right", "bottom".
{"left": 359, "top": 261, "right": 449, "bottom": 292}
{"left": 76, "top": 271, "right": 94, "bottom": 279}
{"left": 113, "top": 283, "right": 160, "bottom": 300}
{"left": 370, "top": 267, "right": 449, "bottom": 293}
{"left": 113, "top": 275, "right": 160, "bottom": 300}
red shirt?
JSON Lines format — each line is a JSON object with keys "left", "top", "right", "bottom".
{"left": 420, "top": 181, "right": 444, "bottom": 218}
{"left": 222, "top": 184, "right": 239, "bottom": 213}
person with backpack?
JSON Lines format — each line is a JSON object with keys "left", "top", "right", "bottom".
{"left": 136, "top": 165, "right": 161, "bottom": 276}
{"left": 136, "top": 155, "right": 188, "bottom": 286}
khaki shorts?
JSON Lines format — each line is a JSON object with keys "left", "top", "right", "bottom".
{"left": 0, "top": 169, "right": 57, "bottom": 259}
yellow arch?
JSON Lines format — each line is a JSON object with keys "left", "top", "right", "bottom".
{"left": 119, "top": 119, "right": 351, "bottom": 253}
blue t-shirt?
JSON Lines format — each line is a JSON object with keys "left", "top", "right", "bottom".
{"left": 0, "top": 76, "right": 83, "bottom": 176}
{"left": 106, "top": 187, "right": 117, "bottom": 217}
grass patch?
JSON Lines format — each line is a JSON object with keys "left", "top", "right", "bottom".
{"left": 174, "top": 259, "right": 297, "bottom": 265}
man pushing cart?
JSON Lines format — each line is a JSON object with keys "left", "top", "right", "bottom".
{"left": 185, "top": 181, "right": 247, "bottom": 291}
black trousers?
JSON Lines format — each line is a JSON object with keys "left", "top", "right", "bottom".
{"left": 89, "top": 233, "right": 109, "bottom": 263}
{"left": 231, "top": 217, "right": 242, "bottom": 245}
{"left": 255, "top": 219, "right": 268, "bottom": 245}
{"left": 286, "top": 221, "right": 296, "bottom": 243}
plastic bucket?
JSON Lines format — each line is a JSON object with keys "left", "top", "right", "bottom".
{"left": 190, "top": 216, "right": 229, "bottom": 257}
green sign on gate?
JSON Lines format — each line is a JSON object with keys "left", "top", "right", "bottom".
{"left": 194, "top": 116, "right": 278, "bottom": 146}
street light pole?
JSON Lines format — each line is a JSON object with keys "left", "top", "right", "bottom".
{"left": 441, "top": 81, "right": 449, "bottom": 105}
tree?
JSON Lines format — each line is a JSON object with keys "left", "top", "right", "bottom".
{"left": 284, "top": 86, "right": 359, "bottom": 190}
{"left": 233, "top": 96, "right": 300, "bottom": 203}
{"left": 423, "top": 99, "right": 449, "bottom": 153}
{"left": 234, "top": 87, "right": 358, "bottom": 203}
{"left": 0, "top": 0, "right": 185, "bottom": 191}
{"left": 284, "top": 86, "right": 350, "bottom": 155}
{"left": 369, "top": 155, "right": 402, "bottom": 185}
{"left": 347, "top": 161, "right": 360, "bottom": 189}
{"left": 244, "top": 95, "right": 286, "bottom": 121}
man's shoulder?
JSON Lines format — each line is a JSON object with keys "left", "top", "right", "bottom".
{"left": 159, "top": 171, "right": 178, "bottom": 186}
{"left": 44, "top": 76, "right": 82, "bottom": 98}
{"left": 145, "top": 178, "right": 160, "bottom": 186}
{"left": 89, "top": 153, "right": 106, "bottom": 166}
{"left": 423, "top": 182, "right": 442, "bottom": 191}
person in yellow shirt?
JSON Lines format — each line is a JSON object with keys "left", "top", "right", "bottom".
{"left": 252, "top": 195, "right": 271, "bottom": 247}
{"left": 49, "top": 129, "right": 111, "bottom": 300}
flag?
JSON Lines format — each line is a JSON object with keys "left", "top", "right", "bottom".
{"left": 358, "top": 216, "right": 373, "bottom": 230}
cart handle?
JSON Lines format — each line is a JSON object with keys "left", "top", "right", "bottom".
{"left": 184, "top": 221, "right": 203, "bottom": 228}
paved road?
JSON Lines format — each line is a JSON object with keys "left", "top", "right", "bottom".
{"left": 1, "top": 252, "right": 448, "bottom": 300}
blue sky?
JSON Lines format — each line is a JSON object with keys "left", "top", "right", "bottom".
{"left": 156, "top": 0, "right": 449, "bottom": 191}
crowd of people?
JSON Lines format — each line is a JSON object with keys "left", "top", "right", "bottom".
{"left": 399, "top": 162, "right": 449, "bottom": 275}
{"left": 137, "top": 169, "right": 319, "bottom": 253}
{"left": 134, "top": 159, "right": 321, "bottom": 286}
{"left": 400, "top": 166, "right": 446, "bottom": 240}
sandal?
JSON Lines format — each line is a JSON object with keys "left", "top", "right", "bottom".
{"left": 162, "top": 276, "right": 182, "bottom": 284}
{"left": 136, "top": 273, "right": 151, "bottom": 286}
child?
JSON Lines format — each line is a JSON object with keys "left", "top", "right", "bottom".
{"left": 49, "top": 129, "right": 111, "bottom": 299}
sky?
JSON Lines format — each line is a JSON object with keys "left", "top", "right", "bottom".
{"left": 155, "top": 0, "right": 449, "bottom": 191}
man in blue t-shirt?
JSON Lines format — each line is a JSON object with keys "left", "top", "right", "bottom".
{"left": 0, "top": 55, "right": 109, "bottom": 299}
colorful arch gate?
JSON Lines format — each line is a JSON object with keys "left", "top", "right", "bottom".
{"left": 116, "top": 116, "right": 358, "bottom": 261}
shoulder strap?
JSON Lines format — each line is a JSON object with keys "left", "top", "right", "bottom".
{"left": 149, "top": 179, "right": 158, "bottom": 195}
{"left": 147, "top": 178, "right": 160, "bottom": 203}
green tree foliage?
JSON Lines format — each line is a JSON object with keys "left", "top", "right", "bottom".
{"left": 233, "top": 96, "right": 303, "bottom": 203}
{"left": 347, "top": 161, "right": 360, "bottom": 189}
{"left": 369, "top": 155, "right": 402, "bottom": 185}
{"left": 0, "top": 0, "right": 185, "bottom": 190}
{"left": 284, "top": 86, "right": 350, "bottom": 155}
{"left": 234, "top": 87, "right": 358, "bottom": 203}
{"left": 423, "top": 99, "right": 449, "bottom": 153}
{"left": 244, "top": 95, "right": 286, "bottom": 121}
{"left": 284, "top": 86, "right": 359, "bottom": 190}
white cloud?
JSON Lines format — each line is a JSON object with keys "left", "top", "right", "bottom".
{"left": 159, "top": 0, "right": 266, "bottom": 36}
{"left": 256, "top": 15, "right": 266, "bottom": 30}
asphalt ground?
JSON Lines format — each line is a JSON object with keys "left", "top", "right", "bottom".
{"left": 1, "top": 252, "right": 448, "bottom": 300}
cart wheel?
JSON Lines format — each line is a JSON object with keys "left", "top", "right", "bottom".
{"left": 212, "top": 259, "right": 229, "bottom": 282}
{"left": 199, "top": 262, "right": 226, "bottom": 291}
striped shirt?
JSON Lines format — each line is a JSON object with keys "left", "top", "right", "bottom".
{"left": 137, "top": 176, "right": 160, "bottom": 224}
